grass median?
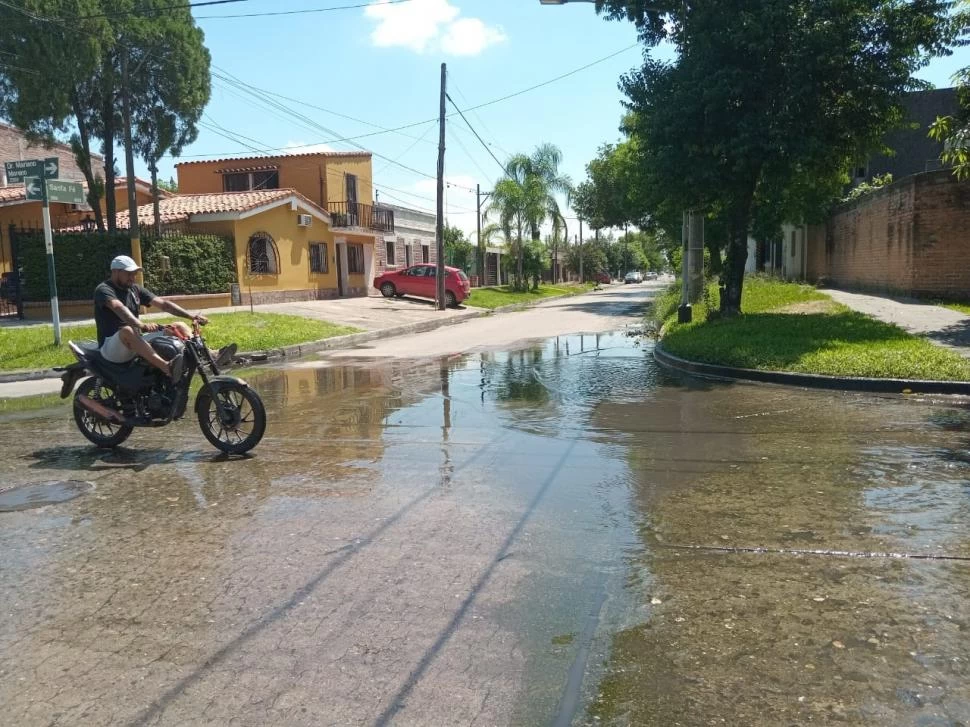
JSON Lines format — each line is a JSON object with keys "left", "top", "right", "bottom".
{"left": 651, "top": 277, "right": 970, "bottom": 381}
{"left": 466, "top": 283, "right": 594, "bottom": 310}
{"left": 0, "top": 312, "right": 360, "bottom": 373}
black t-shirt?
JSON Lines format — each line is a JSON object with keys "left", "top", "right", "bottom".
{"left": 94, "top": 280, "right": 156, "bottom": 345}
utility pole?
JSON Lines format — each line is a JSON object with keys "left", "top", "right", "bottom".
{"left": 121, "top": 50, "right": 143, "bottom": 283}
{"left": 476, "top": 184, "right": 492, "bottom": 287}
{"left": 578, "top": 217, "right": 584, "bottom": 283}
{"left": 436, "top": 63, "right": 447, "bottom": 310}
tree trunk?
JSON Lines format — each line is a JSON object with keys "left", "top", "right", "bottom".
{"left": 516, "top": 217, "right": 524, "bottom": 291}
{"left": 706, "top": 237, "right": 722, "bottom": 276}
{"left": 755, "top": 239, "right": 767, "bottom": 272}
{"left": 70, "top": 93, "right": 105, "bottom": 232}
{"left": 102, "top": 64, "right": 117, "bottom": 233}
{"left": 150, "top": 160, "right": 161, "bottom": 238}
{"left": 720, "top": 189, "right": 757, "bottom": 317}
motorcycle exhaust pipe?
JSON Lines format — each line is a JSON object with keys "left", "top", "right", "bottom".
{"left": 77, "top": 395, "right": 127, "bottom": 425}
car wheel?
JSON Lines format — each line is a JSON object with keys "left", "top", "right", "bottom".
{"left": 380, "top": 282, "right": 396, "bottom": 298}
{"left": 445, "top": 291, "right": 457, "bottom": 308}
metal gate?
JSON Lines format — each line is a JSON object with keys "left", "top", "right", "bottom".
{"left": 0, "top": 224, "right": 24, "bottom": 319}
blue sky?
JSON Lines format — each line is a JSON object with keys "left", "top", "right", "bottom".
{"left": 145, "top": 0, "right": 970, "bottom": 238}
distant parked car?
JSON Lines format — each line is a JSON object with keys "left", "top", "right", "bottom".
{"left": 624, "top": 271, "right": 643, "bottom": 284}
{"left": 373, "top": 264, "right": 471, "bottom": 307}
{"left": 645, "top": 271, "right": 658, "bottom": 280}
{"left": 594, "top": 271, "right": 611, "bottom": 284}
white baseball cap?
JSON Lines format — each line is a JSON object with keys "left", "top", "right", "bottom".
{"left": 110, "top": 255, "right": 141, "bottom": 272}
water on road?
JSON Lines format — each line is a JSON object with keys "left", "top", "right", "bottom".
{"left": 2, "top": 325, "right": 970, "bottom": 726}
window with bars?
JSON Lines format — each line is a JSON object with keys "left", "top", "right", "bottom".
{"left": 348, "top": 244, "right": 365, "bottom": 274}
{"left": 422, "top": 245, "right": 430, "bottom": 263}
{"left": 385, "top": 239, "right": 396, "bottom": 265}
{"left": 248, "top": 233, "right": 279, "bottom": 274}
{"left": 310, "top": 243, "right": 329, "bottom": 273}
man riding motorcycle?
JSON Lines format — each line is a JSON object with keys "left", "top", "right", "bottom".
{"left": 95, "top": 255, "right": 233, "bottom": 376}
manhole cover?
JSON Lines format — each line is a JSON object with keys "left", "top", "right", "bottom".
{"left": 0, "top": 480, "right": 94, "bottom": 512}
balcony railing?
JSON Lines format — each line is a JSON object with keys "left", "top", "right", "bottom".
{"left": 328, "top": 201, "right": 395, "bottom": 233}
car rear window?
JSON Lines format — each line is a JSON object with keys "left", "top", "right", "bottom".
{"left": 457, "top": 271, "right": 469, "bottom": 281}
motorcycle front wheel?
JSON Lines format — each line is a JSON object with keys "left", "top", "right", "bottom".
{"left": 73, "top": 377, "right": 134, "bottom": 448}
{"left": 196, "top": 383, "right": 266, "bottom": 454}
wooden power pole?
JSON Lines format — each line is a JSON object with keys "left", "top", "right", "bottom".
{"left": 435, "top": 63, "right": 447, "bottom": 310}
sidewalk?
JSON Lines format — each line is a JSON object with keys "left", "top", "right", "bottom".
{"left": 0, "top": 296, "right": 484, "bottom": 398}
{"left": 825, "top": 289, "right": 970, "bottom": 358}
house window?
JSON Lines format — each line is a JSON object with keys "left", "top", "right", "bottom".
{"left": 248, "top": 232, "right": 279, "bottom": 274}
{"left": 223, "top": 170, "right": 279, "bottom": 192}
{"left": 385, "top": 239, "right": 395, "bottom": 265}
{"left": 348, "top": 243, "right": 365, "bottom": 274}
{"left": 422, "top": 244, "right": 430, "bottom": 263}
{"left": 345, "top": 174, "right": 358, "bottom": 203}
{"left": 405, "top": 244, "right": 413, "bottom": 267}
{"left": 310, "top": 243, "right": 329, "bottom": 273}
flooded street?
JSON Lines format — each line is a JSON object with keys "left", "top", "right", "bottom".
{"left": 2, "top": 292, "right": 970, "bottom": 725}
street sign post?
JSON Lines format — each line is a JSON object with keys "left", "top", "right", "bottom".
{"left": 18, "top": 175, "right": 63, "bottom": 344}
{"left": 4, "top": 157, "right": 58, "bottom": 183}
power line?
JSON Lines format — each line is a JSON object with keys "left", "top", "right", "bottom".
{"left": 446, "top": 93, "right": 507, "bottom": 174}
{"left": 195, "top": 0, "right": 412, "bottom": 19}
{"left": 451, "top": 79, "right": 512, "bottom": 160}
{"left": 78, "top": 0, "right": 248, "bottom": 19}
{"left": 448, "top": 126, "right": 493, "bottom": 182}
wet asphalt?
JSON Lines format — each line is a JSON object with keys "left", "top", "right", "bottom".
{"left": 2, "top": 286, "right": 970, "bottom": 726}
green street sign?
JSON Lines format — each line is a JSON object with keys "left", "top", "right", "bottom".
{"left": 24, "top": 177, "right": 43, "bottom": 201}
{"left": 43, "top": 157, "right": 59, "bottom": 179}
{"left": 46, "top": 179, "right": 85, "bottom": 205}
{"left": 6, "top": 159, "right": 43, "bottom": 183}
{"left": 5, "top": 157, "right": 58, "bottom": 183}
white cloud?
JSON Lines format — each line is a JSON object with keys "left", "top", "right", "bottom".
{"left": 282, "top": 141, "right": 337, "bottom": 154}
{"left": 365, "top": 0, "right": 505, "bottom": 56}
{"left": 441, "top": 18, "right": 507, "bottom": 56}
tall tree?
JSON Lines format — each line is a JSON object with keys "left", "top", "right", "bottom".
{"left": 0, "top": 0, "right": 109, "bottom": 227}
{"left": 599, "top": 0, "right": 955, "bottom": 315}
{"left": 929, "top": 1, "right": 970, "bottom": 178}
{"left": 129, "top": 4, "right": 210, "bottom": 235}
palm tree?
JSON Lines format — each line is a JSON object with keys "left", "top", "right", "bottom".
{"left": 488, "top": 143, "right": 572, "bottom": 291}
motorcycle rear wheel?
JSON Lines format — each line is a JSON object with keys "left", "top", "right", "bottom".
{"left": 196, "top": 383, "right": 266, "bottom": 454}
{"left": 73, "top": 377, "right": 134, "bottom": 448}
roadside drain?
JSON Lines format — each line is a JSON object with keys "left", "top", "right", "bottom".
{"left": 0, "top": 481, "right": 94, "bottom": 512}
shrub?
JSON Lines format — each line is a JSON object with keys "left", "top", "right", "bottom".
{"left": 13, "top": 228, "right": 236, "bottom": 301}
{"left": 142, "top": 233, "right": 236, "bottom": 295}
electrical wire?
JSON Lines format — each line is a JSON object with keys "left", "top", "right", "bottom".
{"left": 195, "top": 0, "right": 412, "bottom": 19}
{"left": 78, "top": 0, "right": 247, "bottom": 19}
{"left": 445, "top": 93, "right": 507, "bottom": 174}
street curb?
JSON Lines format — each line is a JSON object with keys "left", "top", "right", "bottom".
{"left": 653, "top": 343, "right": 970, "bottom": 395}
{"left": 0, "top": 287, "right": 599, "bottom": 385}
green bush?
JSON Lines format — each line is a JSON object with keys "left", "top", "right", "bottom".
{"left": 142, "top": 233, "right": 236, "bottom": 295}
{"left": 14, "top": 229, "right": 236, "bottom": 301}
{"left": 16, "top": 230, "right": 130, "bottom": 302}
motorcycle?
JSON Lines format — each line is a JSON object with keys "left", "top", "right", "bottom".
{"left": 56, "top": 320, "right": 266, "bottom": 455}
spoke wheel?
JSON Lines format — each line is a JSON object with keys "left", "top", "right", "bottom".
{"left": 196, "top": 384, "right": 266, "bottom": 454}
{"left": 72, "top": 378, "right": 133, "bottom": 448}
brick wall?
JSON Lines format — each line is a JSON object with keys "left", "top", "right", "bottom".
{"left": 812, "top": 170, "right": 970, "bottom": 298}
{"left": 0, "top": 123, "right": 104, "bottom": 185}
{"left": 376, "top": 234, "right": 437, "bottom": 274}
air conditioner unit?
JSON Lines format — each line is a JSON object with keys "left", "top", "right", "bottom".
{"left": 297, "top": 214, "right": 312, "bottom": 227}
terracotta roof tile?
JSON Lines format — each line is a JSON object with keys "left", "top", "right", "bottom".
{"left": 113, "top": 188, "right": 322, "bottom": 227}
{"left": 175, "top": 150, "right": 371, "bottom": 166}
{"left": 0, "top": 186, "right": 27, "bottom": 204}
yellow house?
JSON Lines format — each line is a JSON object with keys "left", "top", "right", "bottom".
{"left": 114, "top": 188, "right": 367, "bottom": 304}
{"left": 175, "top": 151, "right": 393, "bottom": 299}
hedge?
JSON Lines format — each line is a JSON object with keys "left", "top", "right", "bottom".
{"left": 15, "top": 229, "right": 237, "bottom": 301}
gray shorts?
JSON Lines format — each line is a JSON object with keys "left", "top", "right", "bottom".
{"left": 100, "top": 329, "right": 166, "bottom": 364}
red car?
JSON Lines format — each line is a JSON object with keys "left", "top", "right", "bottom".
{"left": 374, "top": 264, "right": 471, "bottom": 307}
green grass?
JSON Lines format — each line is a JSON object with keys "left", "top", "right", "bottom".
{"left": 466, "top": 283, "right": 593, "bottom": 310}
{"left": 655, "top": 277, "right": 970, "bottom": 381}
{"left": 943, "top": 302, "right": 970, "bottom": 316}
{"left": 0, "top": 312, "right": 360, "bottom": 373}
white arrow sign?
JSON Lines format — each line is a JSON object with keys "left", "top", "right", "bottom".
{"left": 45, "top": 161, "right": 58, "bottom": 176}
{"left": 24, "top": 178, "right": 43, "bottom": 200}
